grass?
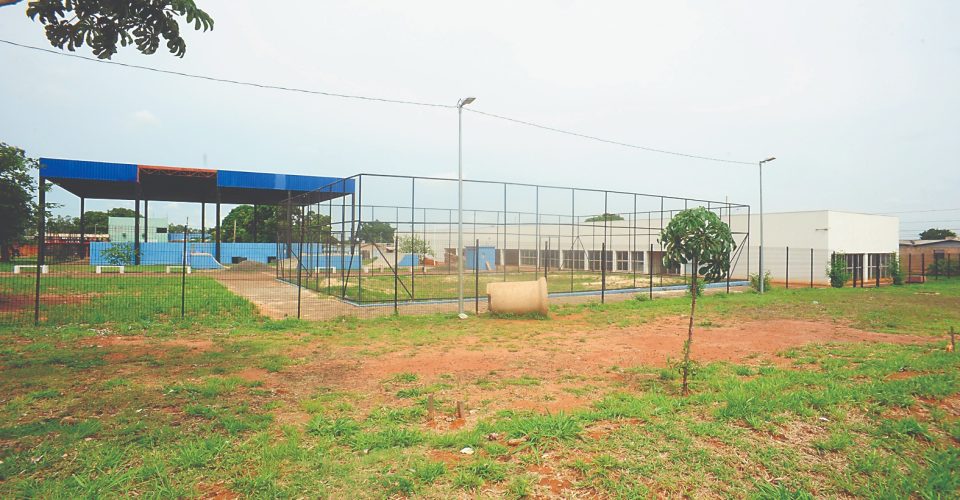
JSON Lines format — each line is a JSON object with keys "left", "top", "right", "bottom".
{"left": 0, "top": 277, "right": 959, "bottom": 496}
{"left": 298, "top": 268, "right": 689, "bottom": 303}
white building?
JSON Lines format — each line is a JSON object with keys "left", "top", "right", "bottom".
{"left": 419, "top": 210, "right": 898, "bottom": 286}
{"left": 729, "top": 211, "right": 899, "bottom": 285}
{"left": 108, "top": 216, "right": 169, "bottom": 243}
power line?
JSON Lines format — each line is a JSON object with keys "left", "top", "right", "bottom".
{"left": 466, "top": 108, "right": 755, "bottom": 165}
{"left": 0, "top": 39, "right": 454, "bottom": 109}
{"left": 1, "top": 38, "right": 757, "bottom": 166}
{"left": 874, "top": 208, "right": 960, "bottom": 215}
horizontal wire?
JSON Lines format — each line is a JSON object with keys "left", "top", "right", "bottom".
{"left": 2, "top": 38, "right": 758, "bottom": 166}
{"left": 465, "top": 108, "right": 756, "bottom": 165}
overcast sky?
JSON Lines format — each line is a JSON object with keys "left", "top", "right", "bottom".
{"left": 2, "top": 1, "right": 958, "bottom": 237}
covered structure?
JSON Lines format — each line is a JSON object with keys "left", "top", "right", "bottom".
{"left": 37, "top": 158, "right": 354, "bottom": 265}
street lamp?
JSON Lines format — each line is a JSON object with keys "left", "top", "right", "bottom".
{"left": 758, "top": 156, "right": 776, "bottom": 293}
{"left": 457, "top": 96, "right": 476, "bottom": 318}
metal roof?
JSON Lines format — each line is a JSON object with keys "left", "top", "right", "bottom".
{"left": 39, "top": 158, "right": 354, "bottom": 205}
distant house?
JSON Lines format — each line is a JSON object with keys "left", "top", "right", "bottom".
{"left": 899, "top": 237, "right": 960, "bottom": 276}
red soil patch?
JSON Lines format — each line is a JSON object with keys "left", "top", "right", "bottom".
{"left": 0, "top": 293, "right": 98, "bottom": 313}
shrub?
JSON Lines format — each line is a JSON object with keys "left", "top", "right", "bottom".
{"left": 101, "top": 242, "right": 136, "bottom": 265}
{"left": 749, "top": 272, "right": 771, "bottom": 292}
{"left": 927, "top": 258, "right": 960, "bottom": 277}
{"left": 827, "top": 254, "right": 850, "bottom": 288}
{"left": 888, "top": 255, "right": 904, "bottom": 285}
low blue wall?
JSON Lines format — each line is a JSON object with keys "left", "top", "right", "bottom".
{"left": 465, "top": 246, "right": 497, "bottom": 271}
{"left": 89, "top": 242, "right": 358, "bottom": 270}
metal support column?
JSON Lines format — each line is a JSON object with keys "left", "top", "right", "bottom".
{"left": 34, "top": 176, "right": 47, "bottom": 325}
{"left": 79, "top": 197, "right": 85, "bottom": 258}
{"left": 134, "top": 186, "right": 141, "bottom": 265}
{"left": 215, "top": 190, "right": 222, "bottom": 263}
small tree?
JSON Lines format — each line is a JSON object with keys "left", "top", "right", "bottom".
{"left": 827, "top": 253, "right": 850, "bottom": 288}
{"left": 888, "top": 255, "right": 904, "bottom": 285}
{"left": 101, "top": 242, "right": 136, "bottom": 265}
{"left": 399, "top": 235, "right": 432, "bottom": 257}
{"left": 660, "top": 207, "right": 735, "bottom": 395}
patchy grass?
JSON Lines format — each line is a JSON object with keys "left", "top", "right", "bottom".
{"left": 0, "top": 279, "right": 959, "bottom": 496}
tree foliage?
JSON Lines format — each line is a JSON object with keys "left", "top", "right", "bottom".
{"left": 45, "top": 207, "right": 140, "bottom": 234}
{"left": 357, "top": 220, "right": 395, "bottom": 244}
{"left": 398, "top": 235, "right": 432, "bottom": 256}
{"left": 660, "top": 207, "right": 735, "bottom": 395}
{"left": 0, "top": 143, "right": 40, "bottom": 261}
{"left": 827, "top": 254, "right": 850, "bottom": 288}
{"left": 23, "top": 0, "right": 213, "bottom": 59}
{"left": 100, "top": 242, "right": 135, "bottom": 265}
{"left": 919, "top": 228, "right": 957, "bottom": 240}
{"left": 585, "top": 213, "right": 624, "bottom": 222}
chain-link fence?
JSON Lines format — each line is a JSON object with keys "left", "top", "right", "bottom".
{"left": 274, "top": 174, "right": 752, "bottom": 318}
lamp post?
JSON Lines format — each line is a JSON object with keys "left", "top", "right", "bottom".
{"left": 758, "top": 156, "right": 776, "bottom": 293}
{"left": 457, "top": 96, "right": 476, "bottom": 318}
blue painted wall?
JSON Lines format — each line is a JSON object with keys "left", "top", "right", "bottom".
{"left": 465, "top": 246, "right": 497, "bottom": 271}
{"left": 89, "top": 242, "right": 359, "bottom": 270}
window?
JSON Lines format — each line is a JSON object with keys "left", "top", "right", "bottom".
{"left": 616, "top": 251, "right": 629, "bottom": 271}
{"left": 631, "top": 251, "right": 644, "bottom": 272}
{"left": 520, "top": 250, "right": 537, "bottom": 267}
{"left": 156, "top": 227, "right": 168, "bottom": 234}
{"left": 588, "top": 250, "right": 613, "bottom": 271}
{"left": 564, "top": 250, "right": 584, "bottom": 270}
{"left": 541, "top": 249, "right": 560, "bottom": 269}
{"left": 873, "top": 253, "right": 892, "bottom": 279}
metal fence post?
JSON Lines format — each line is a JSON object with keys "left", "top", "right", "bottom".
{"left": 810, "top": 248, "right": 814, "bottom": 288}
{"left": 649, "top": 243, "right": 654, "bottom": 300}
{"left": 181, "top": 220, "right": 188, "bottom": 318}
{"left": 876, "top": 255, "right": 881, "bottom": 287}
{"left": 34, "top": 176, "right": 46, "bottom": 325}
{"left": 394, "top": 236, "right": 399, "bottom": 315}
{"left": 922, "top": 254, "right": 925, "bottom": 281}
{"left": 785, "top": 246, "right": 790, "bottom": 289}
{"left": 297, "top": 206, "right": 304, "bottom": 319}
{"left": 601, "top": 242, "right": 606, "bottom": 304}
{"left": 475, "top": 238, "right": 480, "bottom": 315}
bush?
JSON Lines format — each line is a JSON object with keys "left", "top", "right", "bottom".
{"left": 888, "top": 256, "right": 904, "bottom": 285}
{"left": 827, "top": 254, "right": 850, "bottom": 288}
{"left": 927, "top": 258, "right": 960, "bottom": 277}
{"left": 101, "top": 243, "right": 136, "bottom": 265}
{"left": 749, "top": 272, "right": 771, "bottom": 292}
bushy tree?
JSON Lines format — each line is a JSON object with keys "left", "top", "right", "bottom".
{"left": 660, "top": 207, "right": 735, "bottom": 395}
{"left": 399, "top": 235, "right": 432, "bottom": 257}
{"left": 357, "top": 220, "right": 395, "bottom": 244}
{"left": 585, "top": 213, "right": 624, "bottom": 222}
{"left": 0, "top": 143, "right": 39, "bottom": 262}
{"left": 17, "top": 0, "right": 213, "bottom": 59}
{"left": 919, "top": 228, "right": 956, "bottom": 240}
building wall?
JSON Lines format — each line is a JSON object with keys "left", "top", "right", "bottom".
{"left": 899, "top": 241, "right": 960, "bottom": 275}
{"left": 108, "top": 217, "right": 169, "bottom": 243}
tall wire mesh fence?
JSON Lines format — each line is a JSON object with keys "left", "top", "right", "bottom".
{"left": 274, "top": 174, "right": 753, "bottom": 318}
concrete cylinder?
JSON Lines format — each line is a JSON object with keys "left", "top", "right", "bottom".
{"left": 487, "top": 278, "right": 548, "bottom": 316}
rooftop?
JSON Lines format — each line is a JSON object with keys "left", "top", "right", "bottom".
{"left": 39, "top": 158, "right": 354, "bottom": 205}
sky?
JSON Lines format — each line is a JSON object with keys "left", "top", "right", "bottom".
{"left": 1, "top": 1, "right": 959, "bottom": 238}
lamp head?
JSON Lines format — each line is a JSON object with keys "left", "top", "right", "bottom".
{"left": 458, "top": 97, "right": 476, "bottom": 107}
{"left": 760, "top": 157, "right": 776, "bottom": 164}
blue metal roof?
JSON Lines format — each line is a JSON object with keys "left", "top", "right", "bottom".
{"left": 40, "top": 158, "right": 138, "bottom": 182}
{"left": 38, "top": 157, "right": 353, "bottom": 205}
